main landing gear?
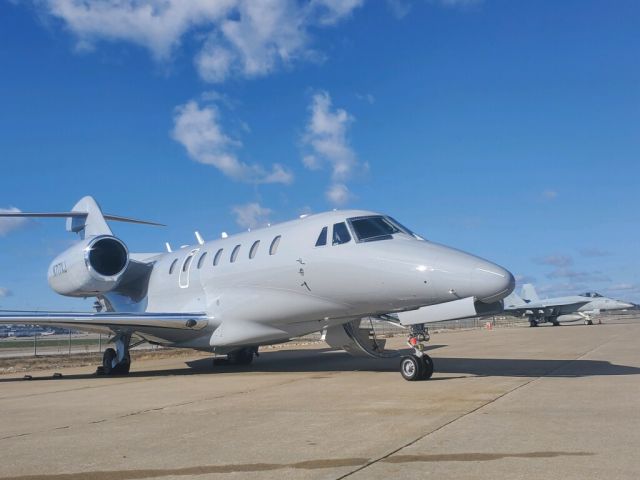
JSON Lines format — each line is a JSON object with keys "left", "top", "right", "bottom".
{"left": 400, "top": 324, "right": 434, "bottom": 381}
{"left": 97, "top": 333, "right": 136, "bottom": 375}
{"left": 213, "top": 346, "right": 259, "bottom": 367}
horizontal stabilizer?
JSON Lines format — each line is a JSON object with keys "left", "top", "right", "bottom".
{"left": 0, "top": 211, "right": 164, "bottom": 226}
{"left": 0, "top": 196, "right": 163, "bottom": 239}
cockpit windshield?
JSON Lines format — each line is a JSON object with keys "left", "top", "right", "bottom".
{"left": 348, "top": 215, "right": 424, "bottom": 242}
{"left": 582, "top": 292, "right": 603, "bottom": 298}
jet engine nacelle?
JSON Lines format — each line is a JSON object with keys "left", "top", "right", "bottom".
{"left": 47, "top": 235, "right": 129, "bottom": 297}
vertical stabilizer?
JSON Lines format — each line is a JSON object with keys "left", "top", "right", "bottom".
{"left": 520, "top": 284, "right": 539, "bottom": 302}
{"left": 503, "top": 291, "right": 526, "bottom": 308}
{"left": 67, "top": 196, "right": 112, "bottom": 239}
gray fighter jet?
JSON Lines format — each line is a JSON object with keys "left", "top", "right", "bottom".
{"left": 504, "top": 283, "right": 633, "bottom": 327}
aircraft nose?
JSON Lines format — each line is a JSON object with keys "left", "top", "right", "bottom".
{"left": 471, "top": 261, "right": 515, "bottom": 303}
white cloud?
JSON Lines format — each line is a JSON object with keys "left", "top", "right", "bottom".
{"left": 326, "top": 183, "right": 351, "bottom": 206}
{"left": 606, "top": 283, "right": 638, "bottom": 292}
{"left": 542, "top": 189, "right": 558, "bottom": 200}
{"left": 546, "top": 268, "right": 610, "bottom": 282}
{"left": 579, "top": 247, "right": 610, "bottom": 258}
{"left": 42, "top": 0, "right": 234, "bottom": 60}
{"left": 515, "top": 274, "right": 537, "bottom": 284}
{"left": 302, "top": 91, "right": 361, "bottom": 206}
{"left": 0, "top": 208, "right": 28, "bottom": 236}
{"left": 171, "top": 100, "right": 293, "bottom": 184}
{"left": 35, "top": 0, "right": 363, "bottom": 82}
{"left": 386, "top": 0, "right": 412, "bottom": 19}
{"left": 231, "top": 203, "right": 272, "bottom": 229}
{"left": 533, "top": 254, "right": 573, "bottom": 267}
{"left": 355, "top": 92, "right": 375, "bottom": 104}
{"left": 434, "top": 0, "right": 483, "bottom": 7}
{"left": 0, "top": 287, "right": 12, "bottom": 298}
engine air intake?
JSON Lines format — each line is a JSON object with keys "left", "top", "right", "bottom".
{"left": 88, "top": 237, "right": 128, "bottom": 277}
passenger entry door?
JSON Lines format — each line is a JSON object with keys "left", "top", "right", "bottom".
{"left": 179, "top": 249, "right": 199, "bottom": 289}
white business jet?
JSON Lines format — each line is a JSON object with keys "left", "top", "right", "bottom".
{"left": 0, "top": 196, "right": 514, "bottom": 380}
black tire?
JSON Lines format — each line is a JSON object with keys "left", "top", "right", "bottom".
{"left": 529, "top": 320, "right": 538, "bottom": 327}
{"left": 420, "top": 354, "right": 434, "bottom": 380}
{"left": 400, "top": 355, "right": 422, "bottom": 381}
{"left": 232, "top": 348, "right": 255, "bottom": 366}
{"left": 552, "top": 321, "right": 560, "bottom": 326}
{"left": 116, "top": 357, "right": 131, "bottom": 374}
{"left": 102, "top": 348, "right": 116, "bottom": 375}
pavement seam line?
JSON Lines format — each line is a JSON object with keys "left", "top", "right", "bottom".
{"left": 0, "top": 373, "right": 316, "bottom": 441}
{"left": 335, "top": 333, "right": 620, "bottom": 479}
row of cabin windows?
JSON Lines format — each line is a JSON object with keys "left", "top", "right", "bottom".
{"left": 168, "top": 235, "right": 281, "bottom": 274}
{"left": 315, "top": 222, "right": 351, "bottom": 247}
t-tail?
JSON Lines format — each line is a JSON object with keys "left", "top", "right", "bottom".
{"left": 0, "top": 195, "right": 163, "bottom": 239}
{"left": 0, "top": 196, "right": 163, "bottom": 301}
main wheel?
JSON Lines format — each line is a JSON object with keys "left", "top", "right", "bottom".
{"left": 400, "top": 355, "right": 422, "bottom": 381}
{"left": 115, "top": 356, "right": 131, "bottom": 374}
{"left": 529, "top": 319, "right": 538, "bottom": 327}
{"left": 232, "top": 348, "right": 255, "bottom": 366}
{"left": 420, "top": 354, "right": 434, "bottom": 380}
{"left": 585, "top": 319, "right": 593, "bottom": 325}
{"left": 552, "top": 321, "right": 560, "bottom": 326}
{"left": 102, "top": 348, "right": 117, "bottom": 375}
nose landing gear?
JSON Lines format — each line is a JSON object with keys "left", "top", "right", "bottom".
{"left": 400, "top": 324, "right": 434, "bottom": 381}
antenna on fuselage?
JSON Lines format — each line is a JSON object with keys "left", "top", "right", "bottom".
{"left": 194, "top": 231, "right": 204, "bottom": 245}
{"left": 221, "top": 232, "right": 228, "bottom": 239}
{"left": 165, "top": 242, "right": 172, "bottom": 253}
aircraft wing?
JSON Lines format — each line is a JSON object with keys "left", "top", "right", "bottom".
{"left": 0, "top": 311, "right": 210, "bottom": 336}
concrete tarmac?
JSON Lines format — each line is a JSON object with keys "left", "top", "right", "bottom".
{"left": 1, "top": 317, "right": 639, "bottom": 480}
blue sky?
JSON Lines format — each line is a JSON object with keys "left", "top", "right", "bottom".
{"left": 1, "top": 0, "right": 639, "bottom": 309}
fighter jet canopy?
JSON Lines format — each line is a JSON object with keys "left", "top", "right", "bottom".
{"left": 581, "top": 292, "right": 603, "bottom": 298}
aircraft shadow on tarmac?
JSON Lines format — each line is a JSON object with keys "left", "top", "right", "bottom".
{"left": 2, "top": 345, "right": 640, "bottom": 382}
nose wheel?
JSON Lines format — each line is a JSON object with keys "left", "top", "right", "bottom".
{"left": 401, "top": 325, "right": 434, "bottom": 381}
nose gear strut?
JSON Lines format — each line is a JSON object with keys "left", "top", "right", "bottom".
{"left": 400, "top": 324, "right": 434, "bottom": 381}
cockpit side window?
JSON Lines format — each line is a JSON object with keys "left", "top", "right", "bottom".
{"left": 315, "top": 227, "right": 328, "bottom": 247}
{"left": 387, "top": 216, "right": 425, "bottom": 240}
{"left": 332, "top": 222, "right": 351, "bottom": 245}
{"left": 349, "top": 216, "right": 399, "bottom": 242}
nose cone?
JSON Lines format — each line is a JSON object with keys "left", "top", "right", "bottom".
{"left": 471, "top": 260, "right": 516, "bottom": 303}
{"left": 617, "top": 301, "right": 635, "bottom": 310}
{"left": 420, "top": 243, "right": 515, "bottom": 305}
